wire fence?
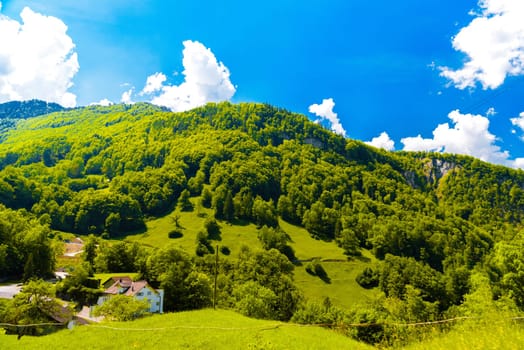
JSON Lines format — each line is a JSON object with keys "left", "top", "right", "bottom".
{"left": 2, "top": 315, "right": 524, "bottom": 332}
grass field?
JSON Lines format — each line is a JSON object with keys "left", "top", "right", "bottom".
{"left": 294, "top": 258, "right": 380, "bottom": 310}
{"left": 1, "top": 309, "right": 374, "bottom": 350}
{"left": 124, "top": 207, "right": 263, "bottom": 256}
{"left": 399, "top": 319, "right": 524, "bottom": 350}
{"left": 280, "top": 220, "right": 346, "bottom": 260}
{"left": 120, "top": 199, "right": 380, "bottom": 311}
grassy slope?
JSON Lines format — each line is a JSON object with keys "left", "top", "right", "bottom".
{"left": 281, "top": 220, "right": 380, "bottom": 309}
{"left": 119, "top": 198, "right": 379, "bottom": 311}
{"left": 124, "top": 200, "right": 263, "bottom": 256}
{"left": 1, "top": 309, "right": 373, "bottom": 350}
{"left": 400, "top": 321, "right": 524, "bottom": 350}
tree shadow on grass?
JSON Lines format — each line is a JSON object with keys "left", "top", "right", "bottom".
{"left": 305, "top": 260, "right": 331, "bottom": 284}
{"left": 317, "top": 268, "right": 331, "bottom": 284}
{"left": 168, "top": 230, "right": 183, "bottom": 239}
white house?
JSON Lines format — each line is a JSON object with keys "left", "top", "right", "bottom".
{"left": 97, "top": 276, "right": 164, "bottom": 314}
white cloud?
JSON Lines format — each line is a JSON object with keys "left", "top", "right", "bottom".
{"left": 510, "top": 111, "right": 524, "bottom": 141}
{"left": 513, "top": 157, "right": 524, "bottom": 169}
{"left": 401, "top": 109, "right": 511, "bottom": 164}
{"left": 0, "top": 7, "right": 79, "bottom": 107}
{"left": 440, "top": 0, "right": 524, "bottom": 89}
{"left": 486, "top": 107, "right": 497, "bottom": 117}
{"left": 121, "top": 88, "right": 134, "bottom": 104}
{"left": 365, "top": 132, "right": 395, "bottom": 151}
{"left": 510, "top": 112, "right": 524, "bottom": 131}
{"left": 90, "top": 98, "right": 113, "bottom": 107}
{"left": 140, "top": 72, "right": 166, "bottom": 95}
{"left": 144, "top": 40, "right": 235, "bottom": 112}
{"left": 308, "top": 98, "right": 346, "bottom": 137}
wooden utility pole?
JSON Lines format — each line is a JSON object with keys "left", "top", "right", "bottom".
{"left": 213, "top": 245, "right": 218, "bottom": 309}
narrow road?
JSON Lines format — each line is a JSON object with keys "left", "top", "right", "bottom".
{"left": 0, "top": 284, "right": 21, "bottom": 299}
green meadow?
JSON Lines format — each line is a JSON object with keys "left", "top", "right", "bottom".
{"left": 119, "top": 200, "right": 378, "bottom": 311}
{"left": 1, "top": 309, "right": 373, "bottom": 350}
{"left": 399, "top": 319, "right": 524, "bottom": 350}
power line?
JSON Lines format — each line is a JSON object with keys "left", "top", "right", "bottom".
{"left": 80, "top": 315, "right": 524, "bottom": 332}
{"left": 2, "top": 315, "right": 523, "bottom": 333}
{"left": 0, "top": 322, "right": 66, "bottom": 328}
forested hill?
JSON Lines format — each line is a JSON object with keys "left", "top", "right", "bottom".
{"left": 2, "top": 102, "right": 524, "bottom": 339}
{"left": 0, "top": 100, "right": 65, "bottom": 120}
{"left": 0, "top": 100, "right": 66, "bottom": 141}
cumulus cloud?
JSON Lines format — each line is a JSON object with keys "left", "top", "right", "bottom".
{"left": 440, "top": 0, "right": 524, "bottom": 89}
{"left": 0, "top": 7, "right": 79, "bottom": 107}
{"left": 510, "top": 111, "right": 524, "bottom": 139}
{"left": 513, "top": 158, "right": 524, "bottom": 169}
{"left": 510, "top": 112, "right": 524, "bottom": 130}
{"left": 308, "top": 98, "right": 346, "bottom": 137}
{"left": 121, "top": 88, "right": 134, "bottom": 104}
{"left": 401, "top": 110, "right": 512, "bottom": 165}
{"left": 142, "top": 40, "right": 235, "bottom": 112}
{"left": 365, "top": 132, "right": 395, "bottom": 151}
{"left": 90, "top": 98, "right": 113, "bottom": 107}
{"left": 140, "top": 72, "right": 166, "bottom": 95}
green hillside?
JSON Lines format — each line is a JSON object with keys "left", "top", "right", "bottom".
{"left": 122, "top": 202, "right": 377, "bottom": 310}
{"left": 1, "top": 309, "right": 373, "bottom": 350}
{"left": 2, "top": 101, "right": 524, "bottom": 346}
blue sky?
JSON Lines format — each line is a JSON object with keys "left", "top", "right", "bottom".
{"left": 1, "top": 1, "right": 524, "bottom": 167}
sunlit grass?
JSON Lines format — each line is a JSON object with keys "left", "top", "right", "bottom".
{"left": 398, "top": 319, "right": 524, "bottom": 350}
{"left": 294, "top": 259, "right": 380, "bottom": 310}
{"left": 125, "top": 198, "right": 263, "bottom": 256}
{"left": 1, "top": 309, "right": 374, "bottom": 350}
{"left": 280, "top": 220, "right": 346, "bottom": 260}
{"left": 122, "top": 200, "right": 379, "bottom": 311}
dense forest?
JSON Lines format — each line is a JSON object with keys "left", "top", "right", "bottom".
{"left": 1, "top": 101, "right": 524, "bottom": 344}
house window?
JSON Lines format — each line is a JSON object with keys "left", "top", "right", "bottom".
{"left": 147, "top": 291, "right": 152, "bottom": 296}
{"left": 156, "top": 302, "right": 160, "bottom": 306}
{"left": 137, "top": 292, "right": 143, "bottom": 296}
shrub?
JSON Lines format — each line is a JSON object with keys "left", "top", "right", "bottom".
{"left": 93, "top": 294, "right": 150, "bottom": 321}
{"left": 305, "top": 258, "right": 330, "bottom": 283}
{"left": 356, "top": 267, "right": 379, "bottom": 289}
{"left": 220, "top": 246, "right": 231, "bottom": 255}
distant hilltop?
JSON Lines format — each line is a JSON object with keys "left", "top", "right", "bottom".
{"left": 0, "top": 100, "right": 65, "bottom": 120}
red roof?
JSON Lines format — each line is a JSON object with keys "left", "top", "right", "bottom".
{"left": 103, "top": 276, "right": 132, "bottom": 289}
{"left": 103, "top": 278, "right": 157, "bottom": 296}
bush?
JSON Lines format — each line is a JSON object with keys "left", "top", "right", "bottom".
{"left": 291, "top": 297, "right": 345, "bottom": 325}
{"left": 201, "top": 188, "right": 212, "bottom": 208}
{"left": 93, "top": 294, "right": 150, "bottom": 321}
{"left": 233, "top": 281, "right": 278, "bottom": 319}
{"left": 220, "top": 246, "right": 231, "bottom": 255}
{"left": 356, "top": 267, "right": 379, "bottom": 289}
{"left": 177, "top": 189, "right": 193, "bottom": 211}
{"left": 195, "top": 231, "right": 214, "bottom": 256}
{"left": 305, "top": 258, "right": 330, "bottom": 283}
{"left": 204, "top": 217, "right": 221, "bottom": 240}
